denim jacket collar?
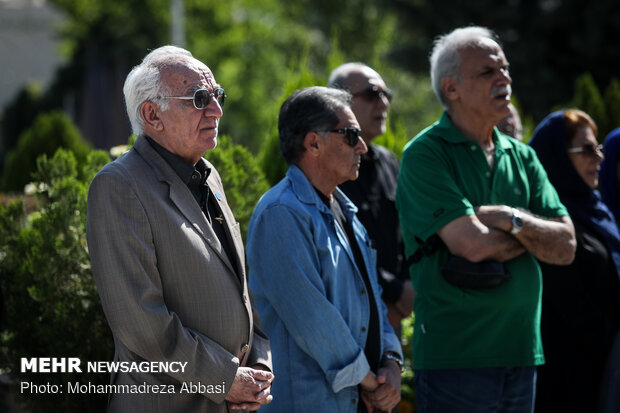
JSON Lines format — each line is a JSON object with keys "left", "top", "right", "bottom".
{"left": 287, "top": 165, "right": 359, "bottom": 220}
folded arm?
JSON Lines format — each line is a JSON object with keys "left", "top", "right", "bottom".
{"left": 437, "top": 213, "right": 526, "bottom": 263}
{"left": 475, "top": 205, "right": 576, "bottom": 265}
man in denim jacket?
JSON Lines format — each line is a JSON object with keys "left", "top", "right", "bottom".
{"left": 247, "top": 86, "right": 402, "bottom": 412}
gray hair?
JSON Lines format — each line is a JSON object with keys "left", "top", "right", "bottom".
{"left": 123, "top": 45, "right": 193, "bottom": 136}
{"left": 278, "top": 86, "right": 351, "bottom": 165}
{"left": 430, "top": 26, "right": 498, "bottom": 109}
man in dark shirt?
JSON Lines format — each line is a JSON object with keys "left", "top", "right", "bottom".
{"left": 329, "top": 63, "right": 414, "bottom": 332}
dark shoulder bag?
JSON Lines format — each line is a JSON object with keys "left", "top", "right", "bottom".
{"left": 407, "top": 235, "right": 511, "bottom": 289}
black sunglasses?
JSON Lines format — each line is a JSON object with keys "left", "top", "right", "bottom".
{"left": 160, "top": 87, "right": 226, "bottom": 109}
{"left": 351, "top": 85, "right": 393, "bottom": 103}
{"left": 567, "top": 144, "right": 603, "bottom": 157}
{"left": 327, "top": 128, "right": 362, "bottom": 147}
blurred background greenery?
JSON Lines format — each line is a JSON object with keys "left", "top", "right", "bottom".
{"left": 2, "top": 0, "right": 620, "bottom": 191}
{"left": 1, "top": 0, "right": 620, "bottom": 411}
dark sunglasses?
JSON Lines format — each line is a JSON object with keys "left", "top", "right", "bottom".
{"left": 160, "top": 87, "right": 226, "bottom": 109}
{"left": 351, "top": 85, "right": 393, "bottom": 103}
{"left": 327, "top": 128, "right": 362, "bottom": 147}
{"left": 567, "top": 144, "right": 603, "bottom": 157}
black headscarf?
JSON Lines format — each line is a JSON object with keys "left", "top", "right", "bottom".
{"left": 529, "top": 110, "right": 620, "bottom": 292}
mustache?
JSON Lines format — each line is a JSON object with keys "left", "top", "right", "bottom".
{"left": 491, "top": 84, "right": 512, "bottom": 97}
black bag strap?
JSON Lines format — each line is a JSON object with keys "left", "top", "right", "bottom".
{"left": 405, "top": 234, "right": 444, "bottom": 268}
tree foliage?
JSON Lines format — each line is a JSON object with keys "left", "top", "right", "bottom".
{"left": 560, "top": 73, "right": 620, "bottom": 140}
{"left": 603, "top": 78, "right": 620, "bottom": 137}
{"left": 0, "top": 148, "right": 112, "bottom": 412}
{"left": 0, "top": 131, "right": 269, "bottom": 410}
{"left": 0, "top": 84, "right": 44, "bottom": 173}
{"left": 568, "top": 73, "right": 607, "bottom": 138}
{"left": 206, "top": 135, "right": 270, "bottom": 240}
{"left": 3, "top": 2, "right": 620, "bottom": 411}
{"left": 383, "top": 0, "right": 620, "bottom": 124}
{"left": 1, "top": 111, "right": 91, "bottom": 192}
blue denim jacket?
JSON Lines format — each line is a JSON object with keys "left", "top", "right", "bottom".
{"left": 247, "top": 165, "right": 402, "bottom": 413}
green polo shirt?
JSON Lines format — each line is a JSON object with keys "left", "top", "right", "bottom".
{"left": 396, "top": 112, "right": 567, "bottom": 370}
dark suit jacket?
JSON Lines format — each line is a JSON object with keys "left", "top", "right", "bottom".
{"left": 86, "top": 135, "right": 271, "bottom": 412}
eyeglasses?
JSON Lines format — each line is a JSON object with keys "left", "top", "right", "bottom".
{"left": 567, "top": 144, "right": 604, "bottom": 157}
{"left": 351, "top": 86, "right": 393, "bottom": 103}
{"left": 326, "top": 128, "right": 362, "bottom": 147}
{"left": 160, "top": 87, "right": 226, "bottom": 109}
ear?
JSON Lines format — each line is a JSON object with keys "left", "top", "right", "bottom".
{"left": 140, "top": 101, "right": 164, "bottom": 132}
{"left": 441, "top": 77, "right": 459, "bottom": 102}
{"left": 303, "top": 131, "right": 322, "bottom": 156}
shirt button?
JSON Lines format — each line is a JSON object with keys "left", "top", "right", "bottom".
{"left": 360, "top": 289, "right": 366, "bottom": 295}
{"left": 241, "top": 344, "right": 249, "bottom": 353}
{"left": 470, "top": 145, "right": 477, "bottom": 151}
{"left": 352, "top": 399, "right": 357, "bottom": 404}
{"left": 361, "top": 327, "right": 367, "bottom": 332}
{"left": 485, "top": 171, "right": 491, "bottom": 178}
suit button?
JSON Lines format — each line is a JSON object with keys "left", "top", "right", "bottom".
{"left": 241, "top": 344, "right": 249, "bottom": 353}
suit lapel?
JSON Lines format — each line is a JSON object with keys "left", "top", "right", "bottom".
{"left": 206, "top": 171, "right": 246, "bottom": 283}
{"left": 133, "top": 137, "right": 241, "bottom": 284}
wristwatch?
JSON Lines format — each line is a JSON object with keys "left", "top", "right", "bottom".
{"left": 510, "top": 208, "right": 524, "bottom": 235}
{"left": 382, "top": 352, "right": 404, "bottom": 372}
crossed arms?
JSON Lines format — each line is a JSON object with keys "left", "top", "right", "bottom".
{"left": 438, "top": 205, "right": 576, "bottom": 265}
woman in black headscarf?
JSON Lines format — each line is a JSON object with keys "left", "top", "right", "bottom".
{"left": 529, "top": 109, "right": 620, "bottom": 413}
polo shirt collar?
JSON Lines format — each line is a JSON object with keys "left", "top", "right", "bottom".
{"left": 434, "top": 111, "right": 515, "bottom": 152}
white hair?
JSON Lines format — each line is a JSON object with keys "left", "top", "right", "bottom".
{"left": 429, "top": 26, "right": 497, "bottom": 109}
{"left": 123, "top": 45, "right": 193, "bottom": 136}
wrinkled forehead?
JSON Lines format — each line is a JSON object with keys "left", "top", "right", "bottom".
{"left": 160, "top": 56, "right": 217, "bottom": 92}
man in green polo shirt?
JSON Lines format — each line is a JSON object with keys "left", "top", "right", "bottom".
{"left": 396, "top": 26, "right": 576, "bottom": 412}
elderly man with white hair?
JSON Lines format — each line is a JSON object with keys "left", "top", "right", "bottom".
{"left": 87, "top": 45, "right": 273, "bottom": 412}
{"left": 396, "top": 26, "right": 576, "bottom": 412}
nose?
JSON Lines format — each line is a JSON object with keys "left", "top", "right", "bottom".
{"left": 204, "top": 99, "right": 223, "bottom": 118}
{"left": 499, "top": 67, "right": 512, "bottom": 85}
{"left": 378, "top": 92, "right": 390, "bottom": 108}
{"left": 356, "top": 136, "right": 368, "bottom": 154}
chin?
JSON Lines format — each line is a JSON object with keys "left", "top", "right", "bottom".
{"left": 202, "top": 134, "right": 218, "bottom": 151}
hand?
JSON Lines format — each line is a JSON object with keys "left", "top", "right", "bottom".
{"left": 361, "top": 362, "right": 401, "bottom": 412}
{"left": 226, "top": 366, "right": 274, "bottom": 410}
{"left": 475, "top": 205, "right": 513, "bottom": 232}
{"left": 359, "top": 371, "right": 380, "bottom": 412}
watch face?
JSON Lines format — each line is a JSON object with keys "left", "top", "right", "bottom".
{"left": 514, "top": 216, "right": 523, "bottom": 227}
{"left": 511, "top": 214, "right": 524, "bottom": 235}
